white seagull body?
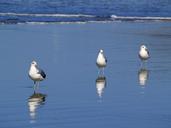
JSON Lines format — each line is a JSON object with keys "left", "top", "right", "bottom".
{"left": 96, "top": 49, "right": 107, "bottom": 68}
{"left": 139, "top": 45, "right": 150, "bottom": 61}
{"left": 29, "top": 61, "right": 46, "bottom": 85}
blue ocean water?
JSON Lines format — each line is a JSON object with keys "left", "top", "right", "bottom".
{"left": 0, "top": 0, "right": 171, "bottom": 23}
{"left": 0, "top": 1, "right": 171, "bottom": 128}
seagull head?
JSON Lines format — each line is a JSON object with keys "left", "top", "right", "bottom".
{"left": 31, "top": 61, "right": 37, "bottom": 67}
{"left": 140, "top": 45, "right": 147, "bottom": 50}
{"left": 100, "top": 49, "right": 103, "bottom": 53}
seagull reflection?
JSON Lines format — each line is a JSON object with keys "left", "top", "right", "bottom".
{"left": 96, "top": 76, "right": 107, "bottom": 98}
{"left": 138, "top": 68, "right": 149, "bottom": 86}
{"left": 28, "top": 91, "right": 46, "bottom": 122}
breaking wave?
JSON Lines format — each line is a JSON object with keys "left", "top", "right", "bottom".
{"left": 0, "top": 12, "right": 95, "bottom": 18}
{"left": 111, "top": 15, "right": 171, "bottom": 21}
{"left": 0, "top": 13, "right": 171, "bottom": 24}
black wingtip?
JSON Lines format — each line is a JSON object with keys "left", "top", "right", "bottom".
{"left": 41, "top": 72, "right": 46, "bottom": 79}
{"left": 39, "top": 69, "right": 46, "bottom": 79}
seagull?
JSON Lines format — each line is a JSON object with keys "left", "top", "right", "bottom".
{"left": 96, "top": 49, "right": 107, "bottom": 75}
{"left": 139, "top": 45, "right": 150, "bottom": 62}
{"left": 29, "top": 61, "right": 46, "bottom": 88}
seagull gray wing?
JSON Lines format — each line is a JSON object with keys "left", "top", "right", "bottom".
{"left": 38, "top": 68, "right": 46, "bottom": 79}
{"left": 105, "top": 57, "right": 107, "bottom": 63}
{"left": 145, "top": 48, "right": 150, "bottom": 57}
{"left": 103, "top": 54, "right": 107, "bottom": 63}
{"left": 147, "top": 50, "right": 150, "bottom": 56}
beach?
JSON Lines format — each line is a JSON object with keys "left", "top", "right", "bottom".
{"left": 0, "top": 21, "right": 171, "bottom": 127}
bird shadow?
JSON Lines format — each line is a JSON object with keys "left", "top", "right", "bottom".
{"left": 28, "top": 87, "right": 47, "bottom": 123}
{"left": 96, "top": 75, "right": 107, "bottom": 101}
{"left": 138, "top": 68, "right": 149, "bottom": 87}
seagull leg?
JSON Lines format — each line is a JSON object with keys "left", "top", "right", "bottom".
{"left": 144, "top": 60, "right": 148, "bottom": 68}
{"left": 141, "top": 60, "right": 147, "bottom": 69}
{"left": 33, "top": 81, "right": 39, "bottom": 92}
{"left": 102, "top": 68, "right": 105, "bottom": 76}
{"left": 140, "top": 60, "right": 144, "bottom": 68}
{"left": 37, "top": 82, "right": 39, "bottom": 90}
{"left": 99, "top": 69, "right": 102, "bottom": 77}
{"left": 33, "top": 81, "right": 36, "bottom": 92}
{"left": 99, "top": 68, "right": 104, "bottom": 77}
{"left": 98, "top": 69, "right": 100, "bottom": 76}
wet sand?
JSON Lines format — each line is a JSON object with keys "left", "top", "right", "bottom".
{"left": 0, "top": 21, "right": 171, "bottom": 128}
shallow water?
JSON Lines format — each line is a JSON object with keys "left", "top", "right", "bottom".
{"left": 0, "top": 21, "right": 171, "bottom": 128}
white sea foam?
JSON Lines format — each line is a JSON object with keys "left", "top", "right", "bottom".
{"left": 0, "top": 12, "right": 95, "bottom": 18}
{"left": 26, "top": 22, "right": 51, "bottom": 25}
{"left": 0, "top": 12, "right": 170, "bottom": 21}
{"left": 25, "top": 21, "right": 87, "bottom": 25}
{"left": 111, "top": 15, "right": 171, "bottom": 21}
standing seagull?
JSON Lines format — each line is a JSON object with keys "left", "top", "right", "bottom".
{"left": 139, "top": 45, "right": 150, "bottom": 62}
{"left": 96, "top": 49, "right": 107, "bottom": 75}
{"left": 29, "top": 61, "right": 46, "bottom": 88}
